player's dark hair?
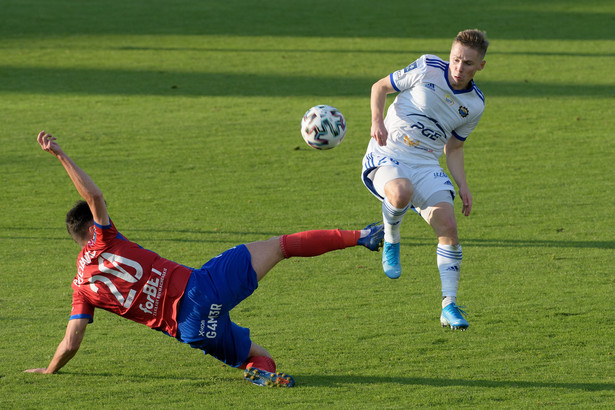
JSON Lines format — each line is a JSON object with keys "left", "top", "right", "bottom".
{"left": 66, "top": 200, "right": 93, "bottom": 243}
{"left": 454, "top": 29, "right": 489, "bottom": 58}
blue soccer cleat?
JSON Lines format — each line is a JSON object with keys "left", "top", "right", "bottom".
{"left": 382, "top": 241, "right": 401, "bottom": 279}
{"left": 357, "top": 222, "right": 384, "bottom": 251}
{"left": 244, "top": 367, "right": 296, "bottom": 388}
{"left": 440, "top": 304, "right": 469, "bottom": 330}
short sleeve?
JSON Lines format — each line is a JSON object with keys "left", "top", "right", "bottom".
{"left": 71, "top": 289, "right": 95, "bottom": 322}
{"left": 453, "top": 107, "right": 484, "bottom": 141}
{"left": 389, "top": 55, "right": 429, "bottom": 92}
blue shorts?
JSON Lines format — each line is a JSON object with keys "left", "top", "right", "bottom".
{"left": 175, "top": 245, "right": 258, "bottom": 367}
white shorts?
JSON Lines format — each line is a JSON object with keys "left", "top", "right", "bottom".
{"left": 362, "top": 153, "right": 455, "bottom": 221}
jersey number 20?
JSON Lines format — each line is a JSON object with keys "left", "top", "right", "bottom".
{"left": 89, "top": 253, "right": 143, "bottom": 309}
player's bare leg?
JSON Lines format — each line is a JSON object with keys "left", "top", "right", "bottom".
{"left": 245, "top": 237, "right": 285, "bottom": 282}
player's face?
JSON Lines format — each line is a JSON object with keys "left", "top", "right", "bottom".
{"left": 448, "top": 43, "right": 486, "bottom": 90}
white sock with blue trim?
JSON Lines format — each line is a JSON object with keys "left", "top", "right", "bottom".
{"left": 382, "top": 197, "right": 408, "bottom": 243}
{"left": 437, "top": 244, "right": 462, "bottom": 308}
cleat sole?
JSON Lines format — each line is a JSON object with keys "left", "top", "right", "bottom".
{"left": 244, "top": 367, "right": 296, "bottom": 388}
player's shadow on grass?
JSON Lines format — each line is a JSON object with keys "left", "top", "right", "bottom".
{"left": 63, "top": 371, "right": 615, "bottom": 392}
{"left": 296, "top": 375, "right": 615, "bottom": 391}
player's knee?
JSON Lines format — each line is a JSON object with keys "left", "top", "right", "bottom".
{"left": 430, "top": 208, "right": 458, "bottom": 240}
{"left": 267, "top": 235, "right": 282, "bottom": 248}
{"left": 385, "top": 180, "right": 412, "bottom": 208}
{"left": 437, "top": 217, "right": 458, "bottom": 240}
{"left": 246, "top": 237, "right": 285, "bottom": 281}
{"left": 261, "top": 236, "right": 284, "bottom": 260}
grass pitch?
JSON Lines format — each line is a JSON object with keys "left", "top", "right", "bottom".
{"left": 1, "top": 0, "right": 614, "bottom": 408}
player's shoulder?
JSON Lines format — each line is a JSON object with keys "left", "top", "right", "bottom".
{"left": 422, "top": 54, "right": 447, "bottom": 72}
{"left": 396, "top": 54, "right": 441, "bottom": 77}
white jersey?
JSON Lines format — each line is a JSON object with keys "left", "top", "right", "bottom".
{"left": 365, "top": 54, "right": 485, "bottom": 166}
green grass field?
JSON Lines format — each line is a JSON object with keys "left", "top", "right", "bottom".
{"left": 1, "top": 0, "right": 614, "bottom": 407}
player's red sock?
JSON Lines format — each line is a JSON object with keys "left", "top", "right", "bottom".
{"left": 239, "top": 356, "right": 276, "bottom": 373}
{"left": 280, "top": 229, "right": 361, "bottom": 258}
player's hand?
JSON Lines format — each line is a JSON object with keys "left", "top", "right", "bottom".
{"left": 371, "top": 121, "right": 388, "bottom": 146}
{"left": 24, "top": 368, "right": 49, "bottom": 374}
{"left": 37, "top": 131, "right": 64, "bottom": 156}
{"left": 459, "top": 186, "right": 472, "bottom": 216}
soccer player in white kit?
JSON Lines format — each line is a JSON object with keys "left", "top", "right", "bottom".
{"left": 362, "top": 29, "right": 489, "bottom": 330}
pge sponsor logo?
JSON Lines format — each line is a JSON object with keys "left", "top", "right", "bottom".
{"left": 411, "top": 121, "right": 444, "bottom": 142}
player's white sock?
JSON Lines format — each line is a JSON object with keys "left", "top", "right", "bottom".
{"left": 442, "top": 296, "right": 457, "bottom": 308}
{"left": 437, "top": 244, "right": 462, "bottom": 307}
{"left": 382, "top": 197, "right": 408, "bottom": 243}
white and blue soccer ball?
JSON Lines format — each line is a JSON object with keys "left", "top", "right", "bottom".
{"left": 300, "top": 105, "right": 346, "bottom": 150}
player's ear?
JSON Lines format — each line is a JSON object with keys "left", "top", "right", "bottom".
{"left": 478, "top": 60, "right": 486, "bottom": 71}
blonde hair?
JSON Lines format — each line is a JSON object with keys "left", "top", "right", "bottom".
{"left": 454, "top": 29, "right": 489, "bottom": 58}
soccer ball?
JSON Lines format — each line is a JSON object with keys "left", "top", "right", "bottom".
{"left": 300, "top": 105, "right": 346, "bottom": 150}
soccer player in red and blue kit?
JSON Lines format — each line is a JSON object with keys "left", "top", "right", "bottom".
{"left": 25, "top": 131, "right": 384, "bottom": 387}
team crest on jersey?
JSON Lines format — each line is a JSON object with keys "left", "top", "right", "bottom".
{"left": 444, "top": 94, "right": 454, "bottom": 106}
{"left": 458, "top": 106, "right": 469, "bottom": 118}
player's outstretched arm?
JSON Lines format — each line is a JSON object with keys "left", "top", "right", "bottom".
{"left": 25, "top": 318, "right": 89, "bottom": 374}
{"left": 37, "top": 131, "right": 109, "bottom": 226}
